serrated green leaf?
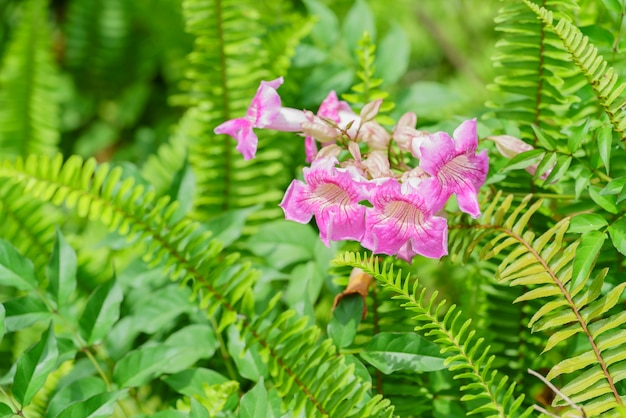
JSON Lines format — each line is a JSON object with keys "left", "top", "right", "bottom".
{"left": 56, "top": 390, "right": 126, "bottom": 418}
{"left": 570, "top": 231, "right": 607, "bottom": 291}
{"left": 597, "top": 125, "right": 613, "bottom": 174}
{"left": 47, "top": 229, "right": 77, "bottom": 309}
{"left": 328, "top": 295, "right": 363, "bottom": 348}
{"left": 568, "top": 214, "right": 608, "bottom": 234}
{"left": 14, "top": 323, "right": 58, "bottom": 406}
{"left": 608, "top": 218, "right": 626, "bottom": 255}
{"left": 0, "top": 239, "right": 38, "bottom": 290}
{"left": 79, "top": 280, "right": 123, "bottom": 345}
{"left": 589, "top": 186, "right": 619, "bottom": 214}
{"left": 359, "top": 332, "right": 447, "bottom": 375}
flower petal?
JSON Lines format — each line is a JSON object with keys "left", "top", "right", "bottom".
{"left": 247, "top": 77, "right": 284, "bottom": 127}
{"left": 362, "top": 179, "right": 448, "bottom": 260}
{"left": 452, "top": 118, "right": 477, "bottom": 153}
{"left": 280, "top": 158, "right": 370, "bottom": 246}
{"left": 214, "top": 118, "right": 258, "bottom": 160}
{"left": 418, "top": 132, "right": 456, "bottom": 176}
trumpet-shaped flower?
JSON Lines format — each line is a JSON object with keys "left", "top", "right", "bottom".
{"left": 362, "top": 178, "right": 448, "bottom": 261}
{"left": 279, "top": 158, "right": 371, "bottom": 246}
{"left": 214, "top": 77, "right": 307, "bottom": 160}
{"left": 418, "top": 119, "right": 488, "bottom": 218}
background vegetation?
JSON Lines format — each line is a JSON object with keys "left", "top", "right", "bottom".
{"left": 1, "top": 0, "right": 626, "bottom": 417}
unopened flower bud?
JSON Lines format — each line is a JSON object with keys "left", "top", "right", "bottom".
{"left": 359, "top": 99, "right": 383, "bottom": 122}
{"left": 359, "top": 121, "right": 391, "bottom": 150}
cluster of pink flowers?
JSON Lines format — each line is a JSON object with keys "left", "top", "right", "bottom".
{"left": 214, "top": 77, "right": 489, "bottom": 262}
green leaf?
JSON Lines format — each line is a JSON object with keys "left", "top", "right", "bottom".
{"left": 129, "top": 284, "right": 192, "bottom": 334}
{"left": 531, "top": 124, "right": 556, "bottom": 150}
{"left": 543, "top": 155, "right": 571, "bottom": 184}
{"left": 570, "top": 231, "right": 607, "bottom": 291}
{"left": 113, "top": 325, "right": 217, "bottom": 388}
{"left": 608, "top": 218, "right": 626, "bottom": 255}
{"left": 327, "top": 295, "right": 363, "bottom": 348}
{"left": 0, "top": 239, "right": 38, "bottom": 290}
{"left": 533, "top": 152, "right": 557, "bottom": 180}
{"left": 189, "top": 398, "right": 211, "bottom": 418}
{"left": 246, "top": 221, "right": 320, "bottom": 269}
{"left": 47, "top": 229, "right": 77, "bottom": 308}
{"left": 597, "top": 125, "right": 612, "bottom": 174}
{"left": 0, "top": 403, "right": 13, "bottom": 417}
{"left": 0, "top": 303, "right": 4, "bottom": 344}
{"left": 600, "top": 177, "right": 626, "bottom": 196}
{"left": 46, "top": 376, "right": 107, "bottom": 418}
{"left": 13, "top": 323, "right": 59, "bottom": 406}
{"left": 602, "top": 0, "right": 624, "bottom": 14}
{"left": 238, "top": 377, "right": 280, "bottom": 418}
{"left": 568, "top": 214, "right": 608, "bottom": 234}
{"left": 359, "top": 332, "right": 447, "bottom": 375}
{"left": 79, "top": 280, "right": 124, "bottom": 345}
{"left": 375, "top": 24, "right": 409, "bottom": 85}
{"left": 567, "top": 118, "right": 590, "bottom": 152}
{"left": 342, "top": 0, "right": 376, "bottom": 52}
{"left": 227, "top": 325, "right": 267, "bottom": 381}
{"left": 303, "top": 0, "right": 339, "bottom": 47}
{"left": 3, "top": 296, "right": 51, "bottom": 332}
{"left": 167, "top": 158, "right": 195, "bottom": 223}
{"left": 589, "top": 186, "right": 619, "bottom": 214}
{"left": 163, "top": 367, "right": 230, "bottom": 393}
{"left": 502, "top": 149, "right": 544, "bottom": 171}
{"left": 56, "top": 390, "right": 126, "bottom": 418}
{"left": 204, "top": 205, "right": 260, "bottom": 247}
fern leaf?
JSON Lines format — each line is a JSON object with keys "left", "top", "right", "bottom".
{"left": 488, "top": 0, "right": 581, "bottom": 146}
{"left": 0, "top": 154, "right": 394, "bottom": 417}
{"left": 0, "top": 0, "right": 59, "bottom": 156}
{"left": 334, "top": 252, "right": 533, "bottom": 418}
{"left": 449, "top": 191, "right": 626, "bottom": 414}
{"left": 523, "top": 0, "right": 626, "bottom": 141}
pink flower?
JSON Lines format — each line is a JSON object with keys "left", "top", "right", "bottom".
{"left": 214, "top": 77, "right": 307, "bottom": 160}
{"left": 302, "top": 92, "right": 361, "bottom": 157}
{"left": 418, "top": 119, "right": 488, "bottom": 218}
{"left": 393, "top": 112, "right": 421, "bottom": 152}
{"left": 362, "top": 178, "right": 448, "bottom": 261}
{"left": 279, "top": 158, "right": 371, "bottom": 246}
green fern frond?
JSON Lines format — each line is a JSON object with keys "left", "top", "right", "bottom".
{"left": 0, "top": 154, "right": 393, "bottom": 417}
{"left": 64, "top": 0, "right": 134, "bottom": 95}
{"left": 523, "top": 0, "right": 626, "bottom": 142}
{"left": 0, "top": 181, "right": 60, "bottom": 272}
{"left": 162, "top": 0, "right": 305, "bottom": 226}
{"left": 334, "top": 252, "right": 533, "bottom": 418}
{"left": 449, "top": 192, "right": 626, "bottom": 415}
{"left": 488, "top": 0, "right": 583, "bottom": 146}
{"left": 342, "top": 32, "right": 394, "bottom": 124}
{"left": 0, "top": 0, "right": 59, "bottom": 156}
